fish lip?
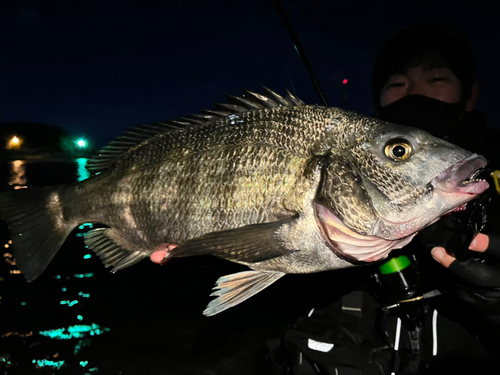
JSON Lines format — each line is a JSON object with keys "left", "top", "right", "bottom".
{"left": 429, "top": 154, "right": 489, "bottom": 195}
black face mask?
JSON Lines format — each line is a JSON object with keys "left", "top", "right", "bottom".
{"left": 377, "top": 95, "right": 465, "bottom": 139}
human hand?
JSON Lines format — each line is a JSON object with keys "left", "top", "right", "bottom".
{"left": 431, "top": 233, "right": 500, "bottom": 290}
{"left": 431, "top": 233, "right": 489, "bottom": 268}
{"left": 432, "top": 233, "right": 500, "bottom": 352}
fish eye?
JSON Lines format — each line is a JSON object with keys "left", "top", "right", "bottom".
{"left": 384, "top": 139, "right": 412, "bottom": 161}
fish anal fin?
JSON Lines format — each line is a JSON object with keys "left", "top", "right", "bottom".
{"left": 204, "top": 270, "right": 285, "bottom": 316}
{"left": 168, "top": 217, "right": 297, "bottom": 263}
{"left": 84, "top": 228, "right": 148, "bottom": 272}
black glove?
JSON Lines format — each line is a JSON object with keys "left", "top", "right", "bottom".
{"left": 446, "top": 233, "right": 500, "bottom": 304}
{"left": 441, "top": 233, "right": 500, "bottom": 353}
{"left": 418, "top": 214, "right": 478, "bottom": 261}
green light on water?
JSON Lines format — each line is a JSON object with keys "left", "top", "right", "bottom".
{"left": 79, "top": 223, "right": 94, "bottom": 229}
{"left": 83, "top": 254, "right": 92, "bottom": 259}
{"left": 76, "top": 158, "right": 90, "bottom": 182}
{"left": 60, "top": 300, "right": 79, "bottom": 306}
{"left": 80, "top": 360, "right": 88, "bottom": 367}
{"left": 32, "top": 359, "right": 65, "bottom": 369}
{"left": 0, "top": 356, "right": 12, "bottom": 365}
{"left": 74, "top": 338, "right": 92, "bottom": 354}
{"left": 73, "top": 273, "right": 94, "bottom": 279}
{"left": 77, "top": 315, "right": 83, "bottom": 321}
{"left": 78, "top": 292, "right": 90, "bottom": 298}
{"left": 40, "top": 323, "right": 110, "bottom": 340}
{"left": 54, "top": 275, "right": 61, "bottom": 279}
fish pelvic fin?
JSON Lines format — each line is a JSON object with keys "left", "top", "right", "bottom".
{"left": 167, "top": 218, "right": 297, "bottom": 263}
{"left": 84, "top": 228, "right": 148, "bottom": 272}
{"left": 204, "top": 270, "right": 285, "bottom": 316}
{"left": 0, "top": 186, "right": 74, "bottom": 282}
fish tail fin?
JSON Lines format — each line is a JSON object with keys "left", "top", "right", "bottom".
{"left": 0, "top": 186, "right": 75, "bottom": 282}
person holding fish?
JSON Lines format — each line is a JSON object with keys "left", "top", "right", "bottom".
{"left": 371, "top": 21, "right": 500, "bottom": 351}
{"left": 373, "top": 22, "right": 500, "bottom": 368}
{"left": 270, "top": 23, "right": 500, "bottom": 374}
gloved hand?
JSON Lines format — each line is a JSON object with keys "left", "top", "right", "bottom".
{"left": 431, "top": 233, "right": 500, "bottom": 306}
{"left": 432, "top": 233, "right": 500, "bottom": 352}
{"left": 418, "top": 214, "right": 478, "bottom": 261}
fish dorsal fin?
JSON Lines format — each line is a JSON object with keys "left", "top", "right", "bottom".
{"left": 86, "top": 87, "right": 304, "bottom": 175}
{"left": 86, "top": 121, "right": 187, "bottom": 174}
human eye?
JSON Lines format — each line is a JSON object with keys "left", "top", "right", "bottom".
{"left": 429, "top": 75, "right": 447, "bottom": 83}
{"left": 384, "top": 75, "right": 406, "bottom": 90}
{"left": 428, "top": 68, "right": 454, "bottom": 84}
{"left": 388, "top": 81, "right": 405, "bottom": 88}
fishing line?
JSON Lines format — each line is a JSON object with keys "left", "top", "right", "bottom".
{"left": 273, "top": 0, "right": 329, "bottom": 107}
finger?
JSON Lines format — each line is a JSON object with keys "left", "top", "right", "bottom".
{"left": 431, "top": 247, "right": 456, "bottom": 268}
{"left": 150, "top": 251, "right": 169, "bottom": 264}
{"left": 482, "top": 234, "right": 500, "bottom": 260}
{"left": 468, "top": 233, "right": 489, "bottom": 252}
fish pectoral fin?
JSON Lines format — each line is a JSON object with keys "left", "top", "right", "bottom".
{"left": 204, "top": 270, "right": 285, "bottom": 316}
{"left": 84, "top": 228, "right": 148, "bottom": 272}
{"left": 168, "top": 218, "right": 297, "bottom": 263}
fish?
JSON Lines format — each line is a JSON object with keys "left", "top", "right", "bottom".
{"left": 0, "top": 88, "right": 489, "bottom": 316}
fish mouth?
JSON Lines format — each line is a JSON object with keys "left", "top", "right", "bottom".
{"left": 429, "top": 154, "right": 489, "bottom": 207}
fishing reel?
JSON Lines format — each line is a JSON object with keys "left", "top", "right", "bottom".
{"left": 371, "top": 254, "right": 428, "bottom": 331}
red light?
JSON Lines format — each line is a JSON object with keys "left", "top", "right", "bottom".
{"left": 342, "top": 79, "right": 348, "bottom": 85}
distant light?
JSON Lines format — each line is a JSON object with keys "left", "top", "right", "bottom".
{"left": 342, "top": 79, "right": 348, "bottom": 85}
{"left": 83, "top": 254, "right": 92, "bottom": 259}
{"left": 7, "top": 136, "right": 23, "bottom": 150}
{"left": 76, "top": 139, "right": 87, "bottom": 148}
{"left": 77, "top": 315, "right": 83, "bottom": 321}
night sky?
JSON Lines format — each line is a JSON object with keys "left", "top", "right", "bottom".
{"left": 1, "top": 0, "right": 499, "bottom": 148}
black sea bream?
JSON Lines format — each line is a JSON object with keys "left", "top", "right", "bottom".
{"left": 0, "top": 88, "right": 489, "bottom": 315}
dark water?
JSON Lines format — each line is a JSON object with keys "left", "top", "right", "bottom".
{"left": 0, "top": 160, "right": 351, "bottom": 375}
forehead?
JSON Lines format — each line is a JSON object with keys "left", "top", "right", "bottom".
{"left": 394, "top": 47, "right": 454, "bottom": 76}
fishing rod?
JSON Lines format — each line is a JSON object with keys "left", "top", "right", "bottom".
{"left": 273, "top": 0, "right": 329, "bottom": 107}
